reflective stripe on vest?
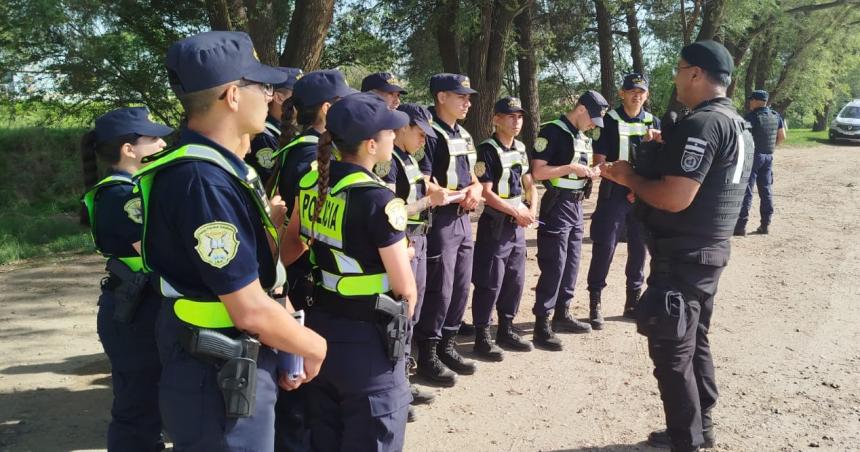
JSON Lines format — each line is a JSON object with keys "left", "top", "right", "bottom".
{"left": 390, "top": 151, "right": 425, "bottom": 221}
{"left": 543, "top": 119, "right": 593, "bottom": 190}
{"left": 430, "top": 121, "right": 477, "bottom": 190}
{"left": 607, "top": 110, "right": 654, "bottom": 161}
{"left": 297, "top": 169, "right": 391, "bottom": 297}
{"left": 269, "top": 134, "right": 321, "bottom": 197}
{"left": 480, "top": 138, "right": 529, "bottom": 199}
{"left": 173, "top": 298, "right": 234, "bottom": 328}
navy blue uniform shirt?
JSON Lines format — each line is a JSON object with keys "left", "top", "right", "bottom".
{"left": 532, "top": 115, "right": 587, "bottom": 167}
{"left": 145, "top": 129, "right": 276, "bottom": 299}
{"left": 744, "top": 107, "right": 784, "bottom": 129}
{"left": 382, "top": 146, "right": 427, "bottom": 202}
{"left": 278, "top": 128, "right": 321, "bottom": 218}
{"left": 594, "top": 107, "right": 661, "bottom": 162}
{"left": 476, "top": 135, "right": 524, "bottom": 197}
{"left": 423, "top": 107, "right": 473, "bottom": 190}
{"left": 246, "top": 115, "right": 282, "bottom": 182}
{"left": 94, "top": 170, "right": 142, "bottom": 257}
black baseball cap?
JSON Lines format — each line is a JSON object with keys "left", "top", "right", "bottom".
{"left": 166, "top": 31, "right": 287, "bottom": 96}
{"left": 429, "top": 73, "right": 478, "bottom": 95}
{"left": 749, "top": 90, "right": 769, "bottom": 101}
{"left": 274, "top": 67, "right": 303, "bottom": 90}
{"left": 94, "top": 107, "right": 173, "bottom": 143}
{"left": 361, "top": 72, "right": 408, "bottom": 94}
{"left": 397, "top": 103, "right": 437, "bottom": 138}
{"left": 680, "top": 40, "right": 734, "bottom": 76}
{"left": 577, "top": 90, "right": 610, "bottom": 128}
{"left": 292, "top": 69, "right": 357, "bottom": 107}
{"left": 327, "top": 93, "right": 410, "bottom": 146}
{"left": 494, "top": 97, "right": 525, "bottom": 114}
{"left": 622, "top": 73, "right": 649, "bottom": 91}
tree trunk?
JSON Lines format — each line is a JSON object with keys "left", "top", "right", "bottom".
{"left": 695, "top": 0, "right": 726, "bottom": 41}
{"left": 754, "top": 38, "right": 772, "bottom": 89}
{"left": 206, "top": 0, "right": 234, "bottom": 30}
{"left": 515, "top": 1, "right": 539, "bottom": 150}
{"left": 244, "top": 0, "right": 278, "bottom": 65}
{"left": 812, "top": 105, "right": 830, "bottom": 131}
{"left": 278, "top": 0, "right": 335, "bottom": 71}
{"left": 624, "top": 1, "right": 644, "bottom": 75}
{"left": 594, "top": 0, "right": 616, "bottom": 105}
{"left": 434, "top": 0, "right": 462, "bottom": 74}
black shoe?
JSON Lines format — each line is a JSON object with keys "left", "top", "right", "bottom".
{"left": 533, "top": 316, "right": 563, "bottom": 351}
{"left": 552, "top": 309, "right": 592, "bottom": 334}
{"left": 588, "top": 291, "right": 604, "bottom": 330}
{"left": 647, "top": 429, "right": 714, "bottom": 449}
{"left": 754, "top": 224, "right": 769, "bottom": 234}
{"left": 410, "top": 384, "right": 435, "bottom": 405}
{"left": 416, "top": 339, "right": 457, "bottom": 386}
{"left": 407, "top": 406, "right": 416, "bottom": 423}
{"left": 457, "top": 321, "right": 475, "bottom": 336}
{"left": 438, "top": 331, "right": 477, "bottom": 375}
{"left": 733, "top": 226, "right": 746, "bottom": 236}
{"left": 473, "top": 326, "right": 504, "bottom": 361}
{"left": 496, "top": 318, "right": 533, "bottom": 351}
{"left": 623, "top": 288, "right": 641, "bottom": 319}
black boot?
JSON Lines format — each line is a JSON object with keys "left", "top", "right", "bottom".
{"left": 552, "top": 307, "right": 592, "bottom": 334}
{"left": 589, "top": 291, "right": 604, "bottom": 330}
{"left": 407, "top": 406, "right": 416, "bottom": 423}
{"left": 533, "top": 316, "right": 563, "bottom": 351}
{"left": 407, "top": 361, "right": 435, "bottom": 405}
{"left": 496, "top": 317, "right": 533, "bottom": 351}
{"left": 754, "top": 223, "right": 769, "bottom": 234}
{"left": 457, "top": 321, "right": 475, "bottom": 336}
{"left": 473, "top": 326, "right": 504, "bottom": 361}
{"left": 701, "top": 410, "right": 716, "bottom": 448}
{"left": 733, "top": 222, "right": 746, "bottom": 236}
{"left": 416, "top": 339, "right": 457, "bottom": 386}
{"left": 438, "top": 331, "right": 477, "bottom": 375}
{"left": 623, "top": 287, "right": 641, "bottom": 319}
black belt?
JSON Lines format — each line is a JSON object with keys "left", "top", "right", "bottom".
{"left": 406, "top": 222, "right": 429, "bottom": 236}
{"left": 435, "top": 203, "right": 469, "bottom": 217}
{"left": 312, "top": 289, "right": 386, "bottom": 323}
{"left": 548, "top": 188, "right": 585, "bottom": 202}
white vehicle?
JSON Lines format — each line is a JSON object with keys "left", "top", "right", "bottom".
{"left": 830, "top": 99, "right": 860, "bottom": 144}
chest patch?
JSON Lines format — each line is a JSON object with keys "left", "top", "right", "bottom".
{"left": 123, "top": 198, "right": 143, "bottom": 224}
{"left": 193, "top": 222, "right": 240, "bottom": 269}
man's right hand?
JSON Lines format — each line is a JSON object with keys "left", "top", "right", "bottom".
{"left": 568, "top": 163, "right": 597, "bottom": 179}
{"left": 514, "top": 206, "right": 535, "bottom": 227}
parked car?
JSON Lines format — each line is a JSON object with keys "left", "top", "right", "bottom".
{"left": 830, "top": 99, "right": 860, "bottom": 144}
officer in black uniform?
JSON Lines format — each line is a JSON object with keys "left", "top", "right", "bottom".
{"left": 361, "top": 72, "right": 407, "bottom": 110}
{"left": 602, "top": 40, "right": 753, "bottom": 452}
{"left": 734, "top": 89, "right": 785, "bottom": 236}
{"left": 246, "top": 66, "right": 302, "bottom": 183}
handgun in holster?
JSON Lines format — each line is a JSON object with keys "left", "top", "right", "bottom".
{"left": 583, "top": 179, "right": 593, "bottom": 199}
{"left": 104, "top": 258, "right": 149, "bottom": 324}
{"left": 374, "top": 294, "right": 409, "bottom": 363}
{"left": 180, "top": 327, "right": 261, "bottom": 418}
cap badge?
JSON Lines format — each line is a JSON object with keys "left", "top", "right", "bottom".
{"left": 509, "top": 98, "right": 522, "bottom": 109}
{"left": 461, "top": 78, "right": 471, "bottom": 88}
{"left": 252, "top": 48, "right": 260, "bottom": 62}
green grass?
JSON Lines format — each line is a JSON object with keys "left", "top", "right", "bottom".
{"left": 0, "top": 203, "right": 92, "bottom": 265}
{"left": 783, "top": 128, "right": 830, "bottom": 147}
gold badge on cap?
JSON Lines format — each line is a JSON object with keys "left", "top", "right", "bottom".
{"left": 461, "top": 78, "right": 471, "bottom": 88}
{"left": 252, "top": 48, "right": 260, "bottom": 61}
{"left": 509, "top": 98, "right": 522, "bottom": 109}
{"left": 534, "top": 137, "right": 548, "bottom": 152}
{"left": 385, "top": 198, "right": 407, "bottom": 231}
{"left": 295, "top": 71, "right": 303, "bottom": 80}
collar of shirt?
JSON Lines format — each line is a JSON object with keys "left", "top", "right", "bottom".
{"left": 614, "top": 106, "right": 648, "bottom": 122}
{"left": 177, "top": 128, "right": 249, "bottom": 180}
{"left": 265, "top": 115, "right": 282, "bottom": 130}
{"left": 691, "top": 97, "right": 733, "bottom": 112}
{"left": 558, "top": 114, "right": 578, "bottom": 134}
{"left": 491, "top": 134, "right": 513, "bottom": 151}
{"left": 331, "top": 160, "right": 377, "bottom": 183}
{"left": 751, "top": 106, "right": 770, "bottom": 113}
{"left": 393, "top": 145, "right": 410, "bottom": 160}
{"left": 108, "top": 169, "right": 133, "bottom": 178}
{"left": 430, "top": 107, "right": 460, "bottom": 135}
{"left": 303, "top": 127, "right": 322, "bottom": 138}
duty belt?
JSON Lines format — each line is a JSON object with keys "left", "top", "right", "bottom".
{"left": 436, "top": 203, "right": 469, "bottom": 217}
{"left": 549, "top": 188, "right": 585, "bottom": 202}
{"left": 312, "top": 288, "right": 387, "bottom": 323}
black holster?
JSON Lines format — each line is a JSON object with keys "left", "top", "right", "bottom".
{"left": 583, "top": 179, "right": 593, "bottom": 199}
{"left": 180, "top": 327, "right": 261, "bottom": 418}
{"left": 482, "top": 206, "right": 510, "bottom": 240}
{"left": 636, "top": 284, "right": 688, "bottom": 341}
{"left": 374, "top": 294, "right": 409, "bottom": 363}
{"left": 104, "top": 258, "right": 149, "bottom": 324}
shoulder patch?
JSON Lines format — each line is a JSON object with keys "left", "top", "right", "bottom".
{"left": 534, "top": 137, "right": 548, "bottom": 152}
{"left": 384, "top": 198, "right": 407, "bottom": 232}
{"left": 474, "top": 161, "right": 487, "bottom": 177}
{"left": 256, "top": 148, "right": 275, "bottom": 169}
{"left": 193, "top": 222, "right": 240, "bottom": 269}
{"left": 681, "top": 136, "right": 707, "bottom": 172}
{"left": 123, "top": 198, "right": 143, "bottom": 224}
{"left": 413, "top": 146, "right": 426, "bottom": 162}
{"left": 374, "top": 160, "right": 392, "bottom": 178}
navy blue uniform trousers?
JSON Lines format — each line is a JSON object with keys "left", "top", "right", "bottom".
{"left": 97, "top": 289, "right": 163, "bottom": 452}
{"left": 587, "top": 181, "right": 648, "bottom": 292}
{"left": 406, "top": 233, "right": 427, "bottom": 351}
{"left": 416, "top": 205, "right": 473, "bottom": 340}
{"left": 471, "top": 211, "right": 526, "bottom": 327}
{"left": 738, "top": 153, "right": 774, "bottom": 227}
{"left": 156, "top": 299, "right": 278, "bottom": 452}
{"left": 533, "top": 189, "right": 584, "bottom": 317}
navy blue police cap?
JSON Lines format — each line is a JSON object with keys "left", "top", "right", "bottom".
{"left": 622, "top": 73, "right": 649, "bottom": 91}
{"left": 749, "top": 90, "right": 769, "bottom": 101}
{"left": 328, "top": 93, "right": 410, "bottom": 146}
{"left": 361, "top": 72, "right": 408, "bottom": 94}
{"left": 397, "top": 103, "right": 437, "bottom": 138}
{"left": 94, "top": 107, "right": 173, "bottom": 143}
{"left": 166, "top": 31, "right": 287, "bottom": 96}
{"left": 429, "top": 73, "right": 478, "bottom": 95}
{"left": 680, "top": 40, "right": 734, "bottom": 76}
{"left": 292, "top": 69, "right": 357, "bottom": 107}
{"left": 494, "top": 96, "right": 525, "bottom": 114}
{"left": 274, "top": 67, "right": 303, "bottom": 90}
{"left": 578, "top": 90, "right": 610, "bottom": 128}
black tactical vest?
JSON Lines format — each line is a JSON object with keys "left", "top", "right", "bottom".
{"left": 750, "top": 108, "right": 779, "bottom": 155}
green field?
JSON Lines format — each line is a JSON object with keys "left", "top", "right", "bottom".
{"left": 783, "top": 128, "right": 830, "bottom": 147}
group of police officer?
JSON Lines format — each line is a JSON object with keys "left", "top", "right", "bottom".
{"left": 80, "top": 27, "right": 785, "bottom": 452}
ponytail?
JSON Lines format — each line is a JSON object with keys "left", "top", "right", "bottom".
{"left": 80, "top": 130, "right": 100, "bottom": 225}
{"left": 279, "top": 96, "right": 301, "bottom": 147}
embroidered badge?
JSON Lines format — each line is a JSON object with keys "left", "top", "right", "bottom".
{"left": 123, "top": 198, "right": 143, "bottom": 224}
{"left": 384, "top": 198, "right": 407, "bottom": 231}
{"left": 681, "top": 137, "right": 707, "bottom": 172}
{"left": 374, "top": 160, "right": 392, "bottom": 177}
{"left": 534, "top": 137, "right": 548, "bottom": 152}
{"left": 413, "top": 146, "right": 426, "bottom": 162}
{"left": 474, "top": 161, "right": 487, "bottom": 177}
{"left": 508, "top": 98, "right": 522, "bottom": 109}
{"left": 461, "top": 78, "right": 471, "bottom": 88}
{"left": 256, "top": 148, "right": 275, "bottom": 169}
{"left": 193, "top": 222, "right": 240, "bottom": 269}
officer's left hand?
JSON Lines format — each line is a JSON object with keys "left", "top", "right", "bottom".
{"left": 269, "top": 195, "right": 287, "bottom": 228}
{"left": 600, "top": 161, "right": 635, "bottom": 186}
{"left": 460, "top": 184, "right": 482, "bottom": 210}
{"left": 643, "top": 129, "right": 662, "bottom": 143}
{"left": 278, "top": 371, "right": 305, "bottom": 391}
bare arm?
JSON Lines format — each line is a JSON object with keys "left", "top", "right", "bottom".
{"left": 481, "top": 182, "right": 519, "bottom": 217}
{"left": 776, "top": 127, "right": 786, "bottom": 146}
{"left": 530, "top": 159, "right": 593, "bottom": 182}
{"left": 523, "top": 174, "right": 538, "bottom": 217}
{"left": 379, "top": 239, "right": 417, "bottom": 317}
{"left": 280, "top": 203, "right": 307, "bottom": 267}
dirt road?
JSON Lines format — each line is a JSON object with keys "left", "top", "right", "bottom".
{"left": 1, "top": 145, "right": 858, "bottom": 451}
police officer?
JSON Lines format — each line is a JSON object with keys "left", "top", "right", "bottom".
{"left": 587, "top": 74, "right": 660, "bottom": 324}
{"left": 602, "top": 40, "right": 754, "bottom": 452}
{"left": 734, "top": 89, "right": 785, "bottom": 236}
{"left": 376, "top": 103, "right": 447, "bottom": 421}
{"left": 362, "top": 72, "right": 407, "bottom": 110}
{"left": 413, "top": 73, "right": 483, "bottom": 384}
{"left": 530, "top": 90, "right": 608, "bottom": 351}
{"left": 136, "top": 31, "right": 327, "bottom": 450}
{"left": 80, "top": 107, "right": 172, "bottom": 451}
{"left": 280, "top": 92, "right": 417, "bottom": 451}
{"left": 471, "top": 97, "right": 536, "bottom": 361}
{"left": 246, "top": 66, "right": 302, "bottom": 183}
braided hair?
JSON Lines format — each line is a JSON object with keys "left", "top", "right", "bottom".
{"left": 310, "top": 131, "right": 363, "bottom": 241}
